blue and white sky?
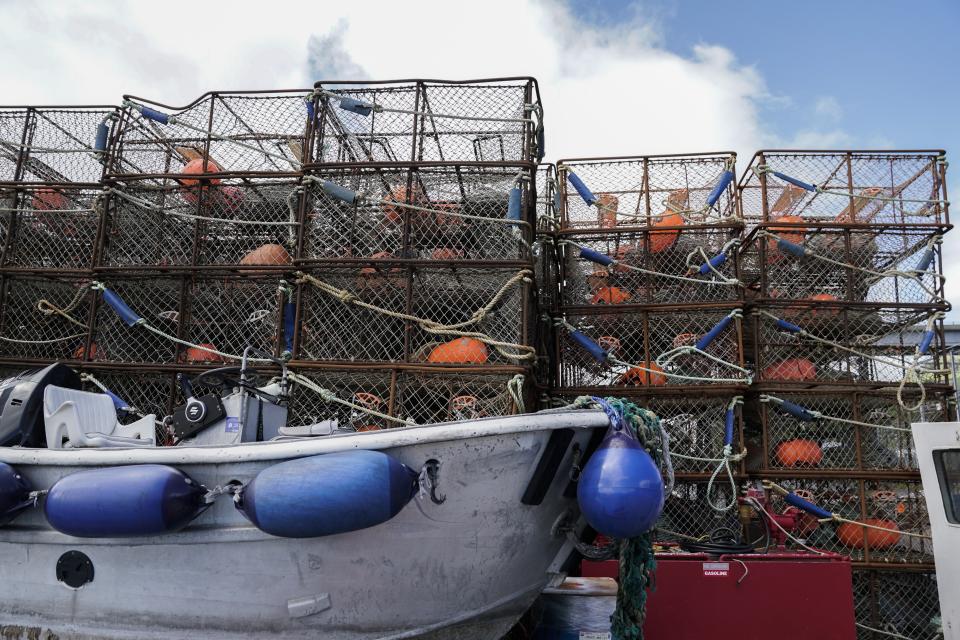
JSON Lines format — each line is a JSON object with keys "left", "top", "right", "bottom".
{"left": 1, "top": 0, "right": 957, "bottom": 293}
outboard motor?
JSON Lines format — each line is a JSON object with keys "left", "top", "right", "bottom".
{"left": 0, "top": 364, "right": 82, "bottom": 447}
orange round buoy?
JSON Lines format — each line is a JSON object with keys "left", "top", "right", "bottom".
{"left": 181, "top": 158, "right": 222, "bottom": 205}
{"left": 775, "top": 439, "right": 823, "bottom": 467}
{"left": 808, "top": 293, "right": 840, "bottom": 318}
{"left": 72, "top": 342, "right": 99, "bottom": 360}
{"left": 649, "top": 212, "right": 683, "bottom": 253}
{"left": 32, "top": 188, "right": 67, "bottom": 211}
{"left": 431, "top": 248, "right": 465, "bottom": 260}
{"left": 762, "top": 358, "right": 816, "bottom": 381}
{"left": 428, "top": 338, "right": 489, "bottom": 364}
{"left": 382, "top": 185, "right": 422, "bottom": 224}
{"left": 590, "top": 286, "right": 630, "bottom": 305}
{"left": 218, "top": 185, "right": 245, "bottom": 212}
{"left": 240, "top": 244, "right": 291, "bottom": 267}
{"left": 618, "top": 362, "right": 668, "bottom": 386}
{"left": 767, "top": 215, "right": 807, "bottom": 263}
{"left": 836, "top": 519, "right": 900, "bottom": 549}
{"left": 596, "top": 193, "right": 619, "bottom": 228}
{"left": 182, "top": 344, "right": 227, "bottom": 364}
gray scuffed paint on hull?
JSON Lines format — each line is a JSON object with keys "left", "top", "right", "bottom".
{"left": 0, "top": 410, "right": 608, "bottom": 639}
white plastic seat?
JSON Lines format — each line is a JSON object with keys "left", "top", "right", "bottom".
{"left": 43, "top": 386, "right": 157, "bottom": 449}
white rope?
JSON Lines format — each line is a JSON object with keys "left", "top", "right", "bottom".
{"left": 313, "top": 88, "right": 535, "bottom": 124}
{"left": 0, "top": 141, "right": 103, "bottom": 155}
{"left": 78, "top": 372, "right": 165, "bottom": 428}
{"left": 506, "top": 374, "right": 525, "bottom": 413}
{"left": 760, "top": 395, "right": 913, "bottom": 433}
{"left": 287, "top": 371, "right": 414, "bottom": 426}
{"left": 855, "top": 622, "right": 941, "bottom": 640}
{"left": 0, "top": 333, "right": 87, "bottom": 344}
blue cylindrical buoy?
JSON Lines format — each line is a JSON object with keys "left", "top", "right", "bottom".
{"left": 44, "top": 464, "right": 207, "bottom": 537}
{"left": 577, "top": 427, "right": 664, "bottom": 539}
{"left": 0, "top": 462, "right": 33, "bottom": 526}
{"left": 237, "top": 451, "right": 418, "bottom": 538}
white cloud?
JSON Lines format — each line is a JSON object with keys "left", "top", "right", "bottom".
{"left": 814, "top": 96, "right": 843, "bottom": 122}
{"left": 0, "top": 0, "right": 772, "bottom": 161}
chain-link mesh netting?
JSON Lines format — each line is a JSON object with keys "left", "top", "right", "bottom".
{"left": 558, "top": 306, "right": 744, "bottom": 389}
{"left": 767, "top": 478, "right": 933, "bottom": 564}
{"left": 302, "top": 164, "right": 531, "bottom": 262}
{"left": 740, "top": 151, "right": 948, "bottom": 225}
{"left": 0, "top": 275, "right": 93, "bottom": 361}
{"left": 0, "top": 186, "right": 102, "bottom": 269}
{"left": 310, "top": 80, "right": 539, "bottom": 164}
{"left": 655, "top": 480, "right": 741, "bottom": 542}
{"left": 559, "top": 226, "right": 743, "bottom": 306}
{"left": 853, "top": 570, "right": 941, "bottom": 640}
{"left": 297, "top": 265, "right": 529, "bottom": 365}
{"left": 558, "top": 154, "right": 737, "bottom": 230}
{"left": 100, "top": 178, "right": 299, "bottom": 268}
{"left": 0, "top": 107, "right": 114, "bottom": 184}
{"left": 110, "top": 92, "right": 309, "bottom": 176}
{"left": 740, "top": 224, "right": 946, "bottom": 305}
{"left": 748, "top": 304, "right": 947, "bottom": 385}
{"left": 758, "top": 390, "right": 951, "bottom": 472}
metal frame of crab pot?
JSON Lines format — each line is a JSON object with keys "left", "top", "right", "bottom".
{"left": 295, "top": 161, "right": 537, "bottom": 269}
{"left": 555, "top": 221, "right": 745, "bottom": 307}
{"left": 0, "top": 105, "right": 118, "bottom": 186}
{"left": 749, "top": 386, "right": 955, "bottom": 478}
{"left": 552, "top": 302, "right": 748, "bottom": 394}
{"left": 738, "top": 150, "right": 949, "bottom": 226}
{"left": 305, "top": 77, "right": 544, "bottom": 165}
{"left": 555, "top": 152, "right": 739, "bottom": 232}
{"left": 852, "top": 568, "right": 942, "bottom": 640}
{"left": 654, "top": 476, "right": 746, "bottom": 543}
{"left": 106, "top": 90, "right": 315, "bottom": 179}
{"left": 739, "top": 221, "right": 951, "bottom": 308}
{"left": 744, "top": 300, "right": 951, "bottom": 389}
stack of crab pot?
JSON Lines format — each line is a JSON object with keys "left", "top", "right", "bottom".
{"left": 544, "top": 152, "right": 750, "bottom": 541}
{"left": 738, "top": 150, "right": 952, "bottom": 638}
{"left": 291, "top": 78, "right": 546, "bottom": 428}
{"left": 0, "top": 104, "right": 128, "bottom": 406}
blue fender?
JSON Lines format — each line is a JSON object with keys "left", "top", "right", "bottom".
{"left": 237, "top": 451, "right": 419, "bottom": 538}
{"left": 44, "top": 464, "right": 208, "bottom": 537}
{"left": 0, "top": 462, "right": 33, "bottom": 526}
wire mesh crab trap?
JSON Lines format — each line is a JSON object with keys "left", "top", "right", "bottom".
{"left": 0, "top": 185, "right": 103, "bottom": 271}
{"left": 536, "top": 162, "right": 560, "bottom": 233}
{"left": 299, "top": 163, "right": 534, "bottom": 264}
{"left": 555, "top": 305, "right": 748, "bottom": 392}
{"left": 654, "top": 478, "right": 742, "bottom": 544}
{"left": 557, "top": 224, "right": 743, "bottom": 306}
{"left": 739, "top": 150, "right": 949, "bottom": 226}
{"left": 98, "top": 177, "right": 300, "bottom": 270}
{"left": 740, "top": 222, "right": 947, "bottom": 306}
{"left": 853, "top": 569, "right": 941, "bottom": 640}
{"left": 109, "top": 90, "right": 312, "bottom": 177}
{"left": 556, "top": 153, "right": 738, "bottom": 231}
{"left": 284, "top": 365, "right": 524, "bottom": 429}
{"left": 747, "top": 303, "right": 949, "bottom": 388}
{"left": 756, "top": 389, "right": 953, "bottom": 474}
{"left": 0, "top": 106, "right": 115, "bottom": 184}
{"left": 0, "top": 274, "right": 94, "bottom": 363}
{"left": 307, "top": 78, "right": 543, "bottom": 165}
{"left": 765, "top": 478, "right": 934, "bottom": 565}
{"left": 87, "top": 273, "right": 290, "bottom": 366}
{"left": 295, "top": 264, "right": 533, "bottom": 367}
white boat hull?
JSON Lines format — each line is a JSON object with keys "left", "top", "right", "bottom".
{"left": 0, "top": 410, "right": 608, "bottom": 639}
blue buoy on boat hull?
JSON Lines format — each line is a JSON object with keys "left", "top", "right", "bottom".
{"left": 44, "top": 464, "right": 208, "bottom": 537}
{"left": 0, "top": 462, "right": 33, "bottom": 526}
{"left": 577, "top": 429, "right": 664, "bottom": 539}
{"left": 237, "top": 451, "right": 418, "bottom": 538}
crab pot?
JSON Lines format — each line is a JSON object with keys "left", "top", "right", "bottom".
{"left": 558, "top": 224, "right": 743, "bottom": 306}
{"left": 284, "top": 366, "right": 524, "bottom": 430}
{"left": 739, "top": 150, "right": 948, "bottom": 225}
{"left": 740, "top": 223, "right": 947, "bottom": 306}
{"left": 300, "top": 164, "right": 534, "bottom": 264}
{"left": 654, "top": 479, "right": 742, "bottom": 544}
{"left": 755, "top": 389, "right": 953, "bottom": 473}
{"left": 107, "top": 91, "right": 310, "bottom": 177}
{"left": 766, "top": 478, "right": 933, "bottom": 565}
{"left": 0, "top": 106, "right": 116, "bottom": 185}
{"left": 557, "top": 153, "right": 738, "bottom": 231}
{"left": 0, "top": 275, "right": 93, "bottom": 363}
{"left": 0, "top": 185, "right": 103, "bottom": 270}
{"left": 296, "top": 264, "right": 531, "bottom": 367}
{"left": 99, "top": 177, "right": 300, "bottom": 269}
{"left": 853, "top": 570, "right": 941, "bottom": 640}
{"left": 536, "top": 162, "right": 560, "bottom": 233}
{"left": 307, "top": 78, "right": 543, "bottom": 165}
{"left": 747, "top": 303, "right": 948, "bottom": 387}
{"left": 556, "top": 305, "right": 745, "bottom": 391}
